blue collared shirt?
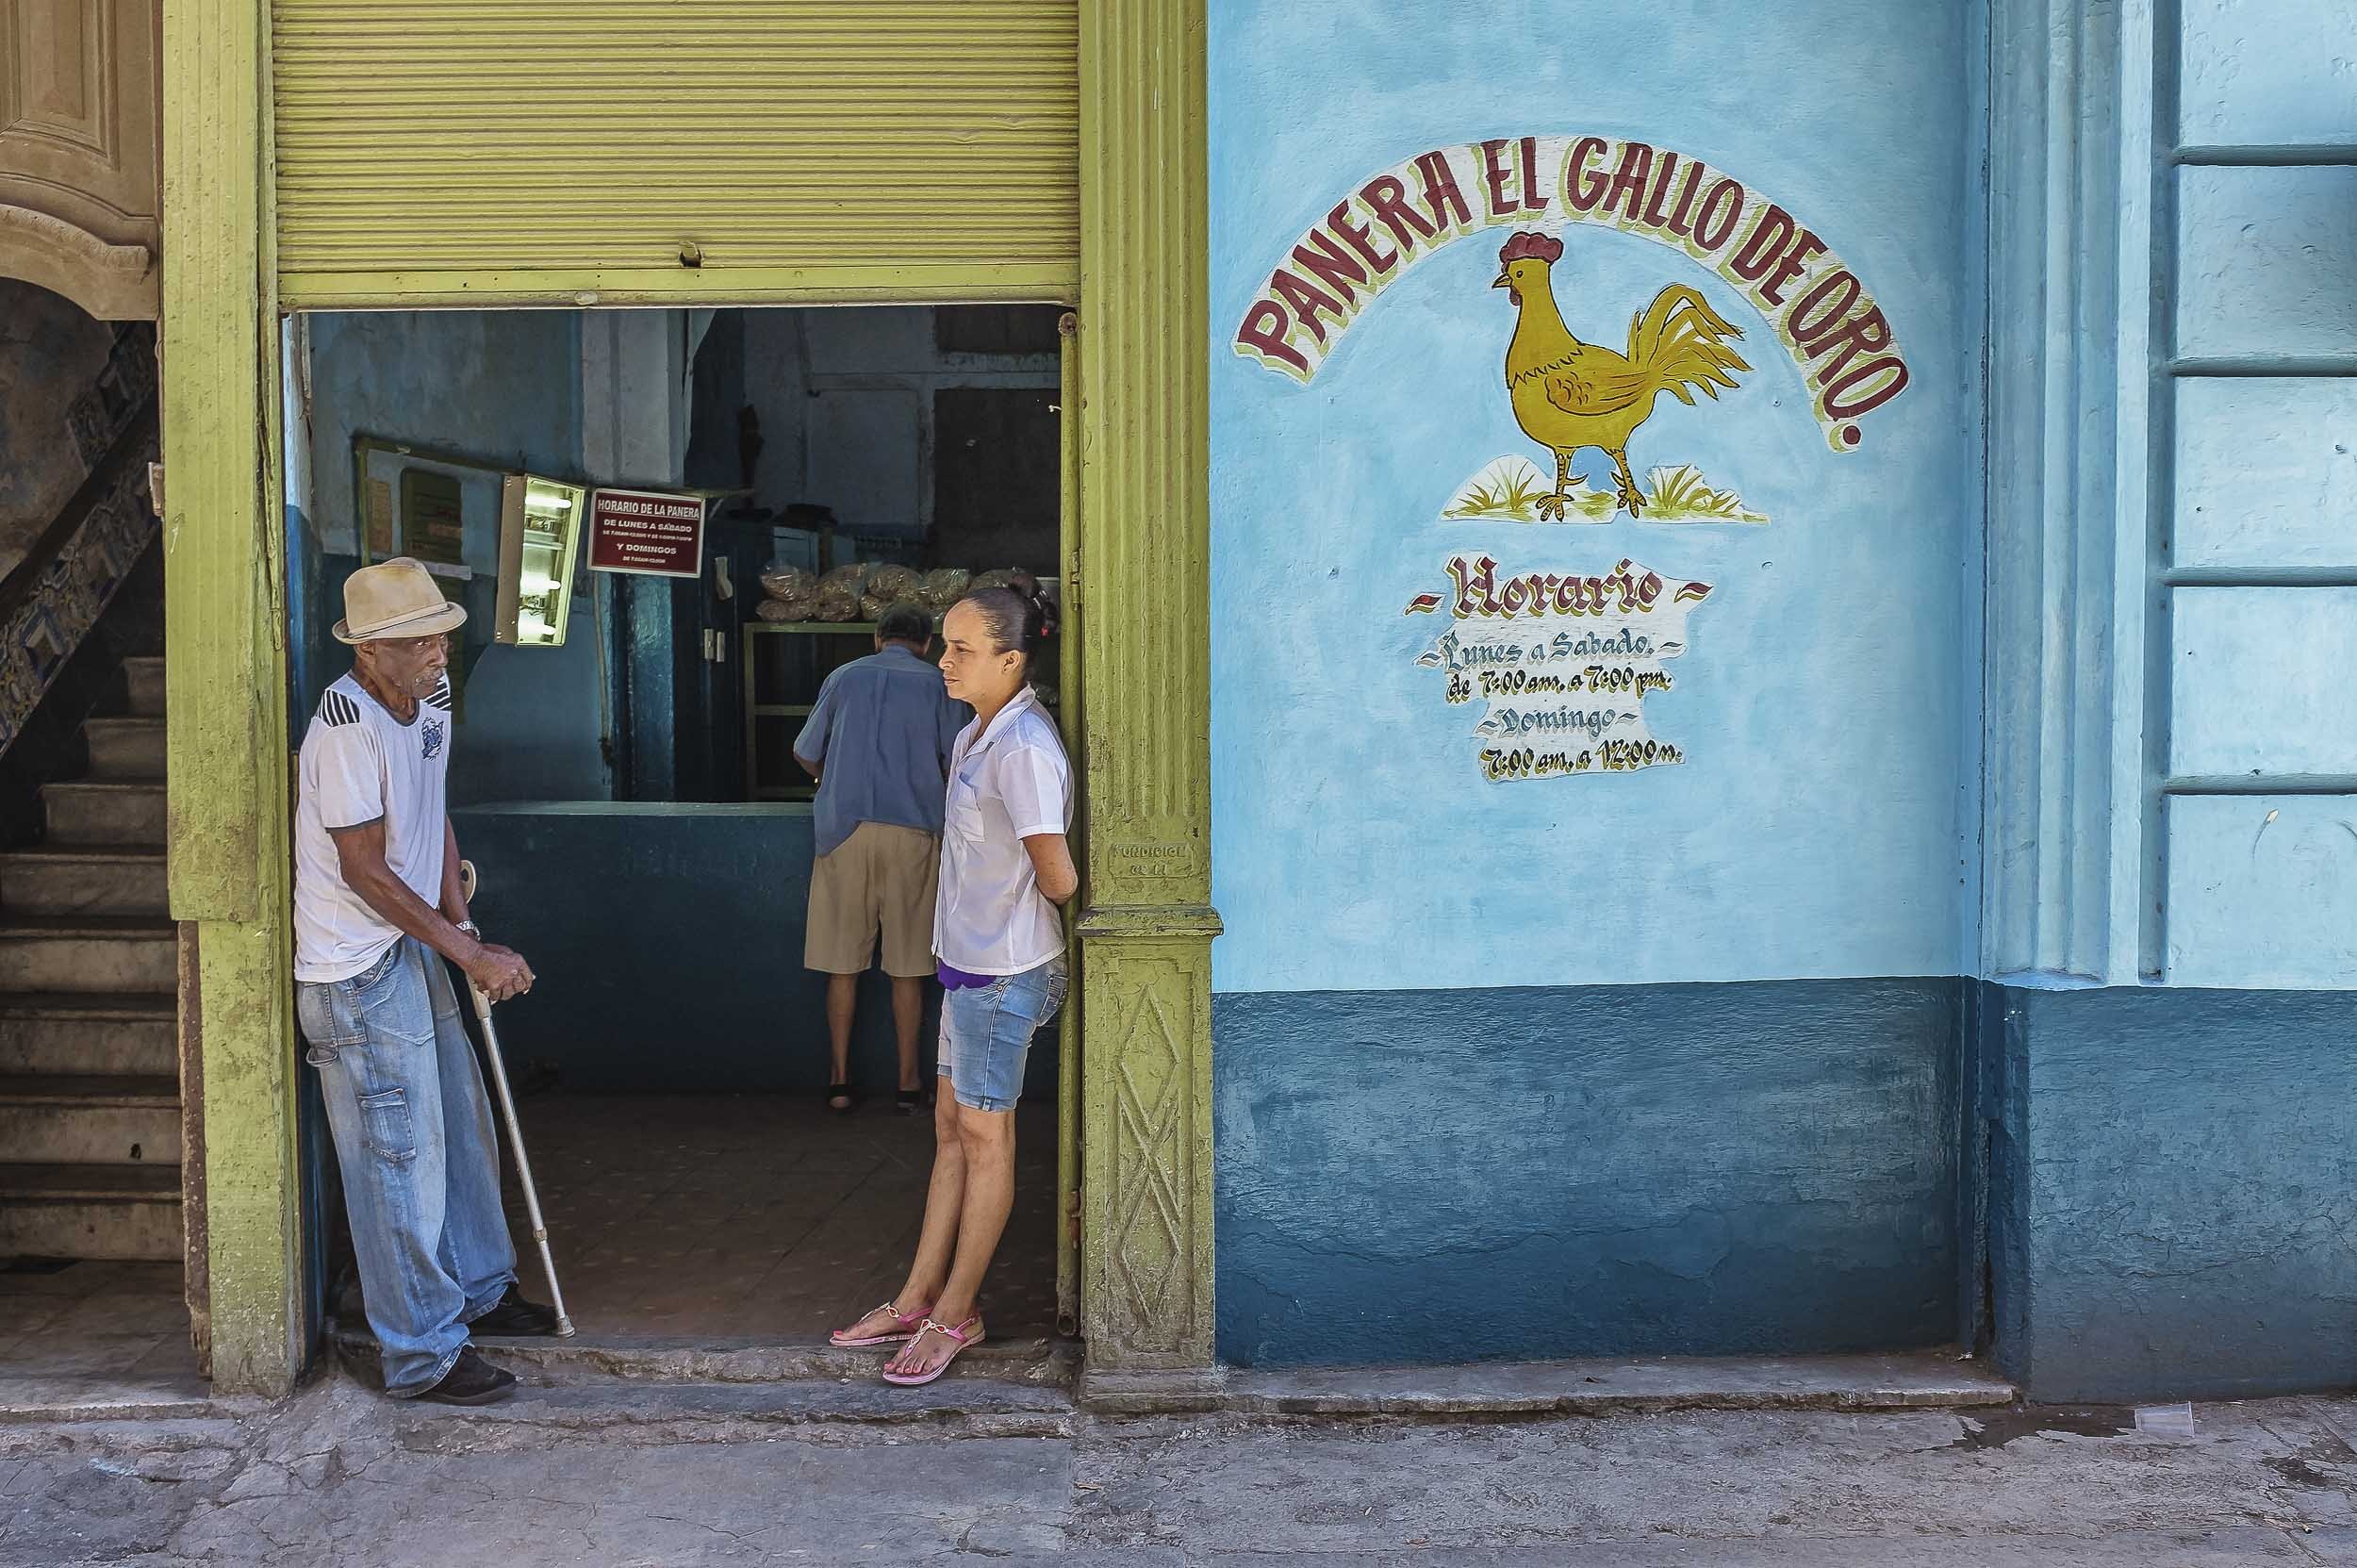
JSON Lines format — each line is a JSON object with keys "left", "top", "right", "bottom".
{"left": 792, "top": 645, "right": 970, "bottom": 857}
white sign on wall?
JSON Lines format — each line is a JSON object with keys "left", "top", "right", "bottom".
{"left": 1408, "top": 553, "right": 1712, "bottom": 782}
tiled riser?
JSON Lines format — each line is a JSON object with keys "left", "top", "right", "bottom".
{"left": 0, "top": 1198, "right": 179, "bottom": 1262}
{"left": 0, "top": 937, "right": 175, "bottom": 995}
{"left": 0, "top": 857, "right": 168, "bottom": 917}
{"left": 81, "top": 720, "right": 165, "bottom": 783}
{"left": 0, "top": 1103, "right": 180, "bottom": 1164}
{"left": 0, "top": 1015, "right": 174, "bottom": 1076}
{"left": 41, "top": 786, "right": 166, "bottom": 846}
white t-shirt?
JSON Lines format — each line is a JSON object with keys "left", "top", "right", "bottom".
{"left": 293, "top": 672, "right": 455, "bottom": 983}
{"left": 934, "top": 686, "right": 1073, "bottom": 976}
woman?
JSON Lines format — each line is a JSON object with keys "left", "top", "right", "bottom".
{"left": 830, "top": 571, "right": 1075, "bottom": 1387}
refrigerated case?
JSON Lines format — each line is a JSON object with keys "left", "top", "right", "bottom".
{"left": 495, "top": 473, "right": 586, "bottom": 647}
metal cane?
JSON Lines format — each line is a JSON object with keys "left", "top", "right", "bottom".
{"left": 458, "top": 860, "right": 576, "bottom": 1337}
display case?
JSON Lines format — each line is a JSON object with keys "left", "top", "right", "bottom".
{"left": 495, "top": 474, "right": 587, "bottom": 647}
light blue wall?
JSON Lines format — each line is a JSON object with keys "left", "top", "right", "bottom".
{"left": 1982, "top": 0, "right": 2357, "bottom": 991}
{"left": 2148, "top": 0, "right": 2357, "bottom": 988}
{"left": 1208, "top": 0, "right": 1980, "bottom": 996}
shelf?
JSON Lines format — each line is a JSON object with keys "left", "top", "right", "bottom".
{"left": 751, "top": 704, "right": 814, "bottom": 718}
{"left": 751, "top": 620, "right": 877, "bottom": 635}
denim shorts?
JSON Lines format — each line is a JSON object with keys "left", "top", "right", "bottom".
{"left": 938, "top": 956, "right": 1068, "bottom": 1113}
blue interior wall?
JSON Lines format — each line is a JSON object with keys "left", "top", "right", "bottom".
{"left": 296, "top": 312, "right": 607, "bottom": 800}
{"left": 1986, "top": 984, "right": 2357, "bottom": 1403}
{"left": 1216, "top": 980, "right": 1960, "bottom": 1365}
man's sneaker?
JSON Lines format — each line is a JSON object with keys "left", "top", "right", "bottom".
{"left": 418, "top": 1347, "right": 517, "bottom": 1406}
{"left": 470, "top": 1286, "right": 562, "bottom": 1337}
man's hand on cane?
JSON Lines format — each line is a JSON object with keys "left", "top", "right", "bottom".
{"left": 463, "top": 939, "right": 535, "bottom": 1003}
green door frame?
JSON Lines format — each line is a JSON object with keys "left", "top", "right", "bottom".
{"left": 160, "top": 0, "right": 1217, "bottom": 1403}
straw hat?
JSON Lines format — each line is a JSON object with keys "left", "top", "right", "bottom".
{"left": 334, "top": 557, "right": 469, "bottom": 644}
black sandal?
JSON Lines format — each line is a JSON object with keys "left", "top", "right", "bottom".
{"left": 828, "top": 1081, "right": 855, "bottom": 1114}
{"left": 896, "top": 1087, "right": 923, "bottom": 1114}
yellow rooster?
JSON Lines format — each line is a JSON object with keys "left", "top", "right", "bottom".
{"left": 1492, "top": 231, "right": 1751, "bottom": 519}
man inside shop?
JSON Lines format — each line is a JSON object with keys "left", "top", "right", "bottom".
{"left": 795, "top": 602, "right": 970, "bottom": 1113}
{"left": 291, "top": 557, "right": 564, "bottom": 1406}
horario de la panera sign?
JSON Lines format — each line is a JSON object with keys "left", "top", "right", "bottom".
{"left": 1234, "top": 136, "right": 1911, "bottom": 452}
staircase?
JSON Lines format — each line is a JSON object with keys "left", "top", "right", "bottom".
{"left": 0, "top": 653, "right": 179, "bottom": 1261}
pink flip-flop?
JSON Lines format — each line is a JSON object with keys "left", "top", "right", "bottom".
{"left": 882, "top": 1315, "right": 983, "bottom": 1386}
{"left": 831, "top": 1300, "right": 931, "bottom": 1348}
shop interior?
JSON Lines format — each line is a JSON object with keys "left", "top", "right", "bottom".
{"left": 284, "top": 305, "right": 1072, "bottom": 1352}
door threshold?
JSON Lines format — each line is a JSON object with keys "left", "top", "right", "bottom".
{"left": 327, "top": 1316, "right": 1076, "bottom": 1392}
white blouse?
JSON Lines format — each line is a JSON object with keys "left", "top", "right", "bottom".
{"left": 932, "top": 686, "right": 1073, "bottom": 975}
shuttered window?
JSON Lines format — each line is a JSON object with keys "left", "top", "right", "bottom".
{"left": 272, "top": 0, "right": 1079, "bottom": 305}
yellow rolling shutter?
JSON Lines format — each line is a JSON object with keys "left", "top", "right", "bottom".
{"left": 272, "top": 0, "right": 1079, "bottom": 306}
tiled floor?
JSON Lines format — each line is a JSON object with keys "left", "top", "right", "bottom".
{"left": 500, "top": 1091, "right": 1063, "bottom": 1344}
{"left": 0, "top": 1259, "right": 204, "bottom": 1411}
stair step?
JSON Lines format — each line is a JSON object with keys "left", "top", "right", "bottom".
{"left": 0, "top": 845, "right": 168, "bottom": 917}
{"left": 122, "top": 657, "right": 165, "bottom": 718}
{"left": 0, "top": 916, "right": 176, "bottom": 995}
{"left": 41, "top": 782, "right": 166, "bottom": 847}
{"left": 0, "top": 1163, "right": 180, "bottom": 1263}
{"left": 0, "top": 1074, "right": 180, "bottom": 1164}
{"left": 0, "top": 993, "right": 175, "bottom": 1076}
{"left": 81, "top": 718, "right": 165, "bottom": 783}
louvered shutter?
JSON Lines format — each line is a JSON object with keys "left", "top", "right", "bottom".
{"left": 272, "top": 0, "right": 1079, "bottom": 305}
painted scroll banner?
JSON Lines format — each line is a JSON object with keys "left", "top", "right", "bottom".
{"left": 1409, "top": 553, "right": 1711, "bottom": 782}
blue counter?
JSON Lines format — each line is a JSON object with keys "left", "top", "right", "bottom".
{"left": 452, "top": 801, "right": 1013, "bottom": 1096}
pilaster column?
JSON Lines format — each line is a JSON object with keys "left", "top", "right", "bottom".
{"left": 1074, "top": 0, "right": 1221, "bottom": 1408}
{"left": 161, "top": 0, "right": 301, "bottom": 1395}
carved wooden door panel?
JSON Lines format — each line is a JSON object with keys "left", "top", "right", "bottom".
{"left": 0, "top": 0, "right": 160, "bottom": 319}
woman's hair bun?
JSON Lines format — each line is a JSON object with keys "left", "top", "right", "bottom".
{"left": 1008, "top": 568, "right": 1059, "bottom": 644}
{"left": 957, "top": 568, "right": 1058, "bottom": 661}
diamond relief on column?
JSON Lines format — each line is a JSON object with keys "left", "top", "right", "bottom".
{"left": 1112, "top": 966, "right": 1191, "bottom": 1347}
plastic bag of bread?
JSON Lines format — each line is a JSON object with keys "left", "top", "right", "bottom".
{"left": 917, "top": 568, "right": 970, "bottom": 610}
{"left": 759, "top": 565, "right": 816, "bottom": 603}
{"left": 859, "top": 591, "right": 897, "bottom": 621}
{"left": 970, "top": 568, "right": 1016, "bottom": 592}
{"left": 865, "top": 564, "right": 920, "bottom": 603}
{"left": 814, "top": 581, "right": 862, "bottom": 621}
{"left": 818, "top": 563, "right": 868, "bottom": 594}
{"left": 754, "top": 597, "right": 811, "bottom": 623}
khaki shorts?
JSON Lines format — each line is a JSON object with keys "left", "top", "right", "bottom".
{"left": 806, "top": 821, "right": 941, "bottom": 978}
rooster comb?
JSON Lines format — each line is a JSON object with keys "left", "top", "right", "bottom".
{"left": 1498, "top": 231, "right": 1563, "bottom": 266}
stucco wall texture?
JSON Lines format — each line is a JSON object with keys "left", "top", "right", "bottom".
{"left": 1987, "top": 985, "right": 2357, "bottom": 1404}
{"left": 1215, "top": 982, "right": 1960, "bottom": 1365}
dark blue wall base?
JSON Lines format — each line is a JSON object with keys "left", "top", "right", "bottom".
{"left": 452, "top": 804, "right": 1056, "bottom": 1098}
{"left": 1213, "top": 980, "right": 1962, "bottom": 1366}
{"left": 1986, "top": 983, "right": 2357, "bottom": 1403}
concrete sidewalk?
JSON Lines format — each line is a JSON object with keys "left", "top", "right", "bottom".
{"left": 7, "top": 1376, "right": 2357, "bottom": 1565}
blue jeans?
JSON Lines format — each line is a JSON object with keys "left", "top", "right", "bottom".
{"left": 938, "top": 957, "right": 1068, "bottom": 1112}
{"left": 296, "top": 939, "right": 517, "bottom": 1396}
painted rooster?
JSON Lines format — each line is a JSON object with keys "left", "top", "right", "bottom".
{"left": 1492, "top": 231, "right": 1750, "bottom": 519}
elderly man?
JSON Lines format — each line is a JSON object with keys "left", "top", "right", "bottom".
{"left": 292, "top": 557, "right": 559, "bottom": 1406}
{"left": 795, "top": 601, "right": 969, "bottom": 1113}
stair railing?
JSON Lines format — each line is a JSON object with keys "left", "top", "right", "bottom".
{"left": 0, "top": 392, "right": 161, "bottom": 758}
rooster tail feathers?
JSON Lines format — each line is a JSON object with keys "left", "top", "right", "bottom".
{"left": 1627, "top": 284, "right": 1745, "bottom": 360}
{"left": 1630, "top": 284, "right": 1751, "bottom": 404}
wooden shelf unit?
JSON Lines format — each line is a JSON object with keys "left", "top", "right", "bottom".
{"left": 741, "top": 620, "right": 879, "bottom": 801}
